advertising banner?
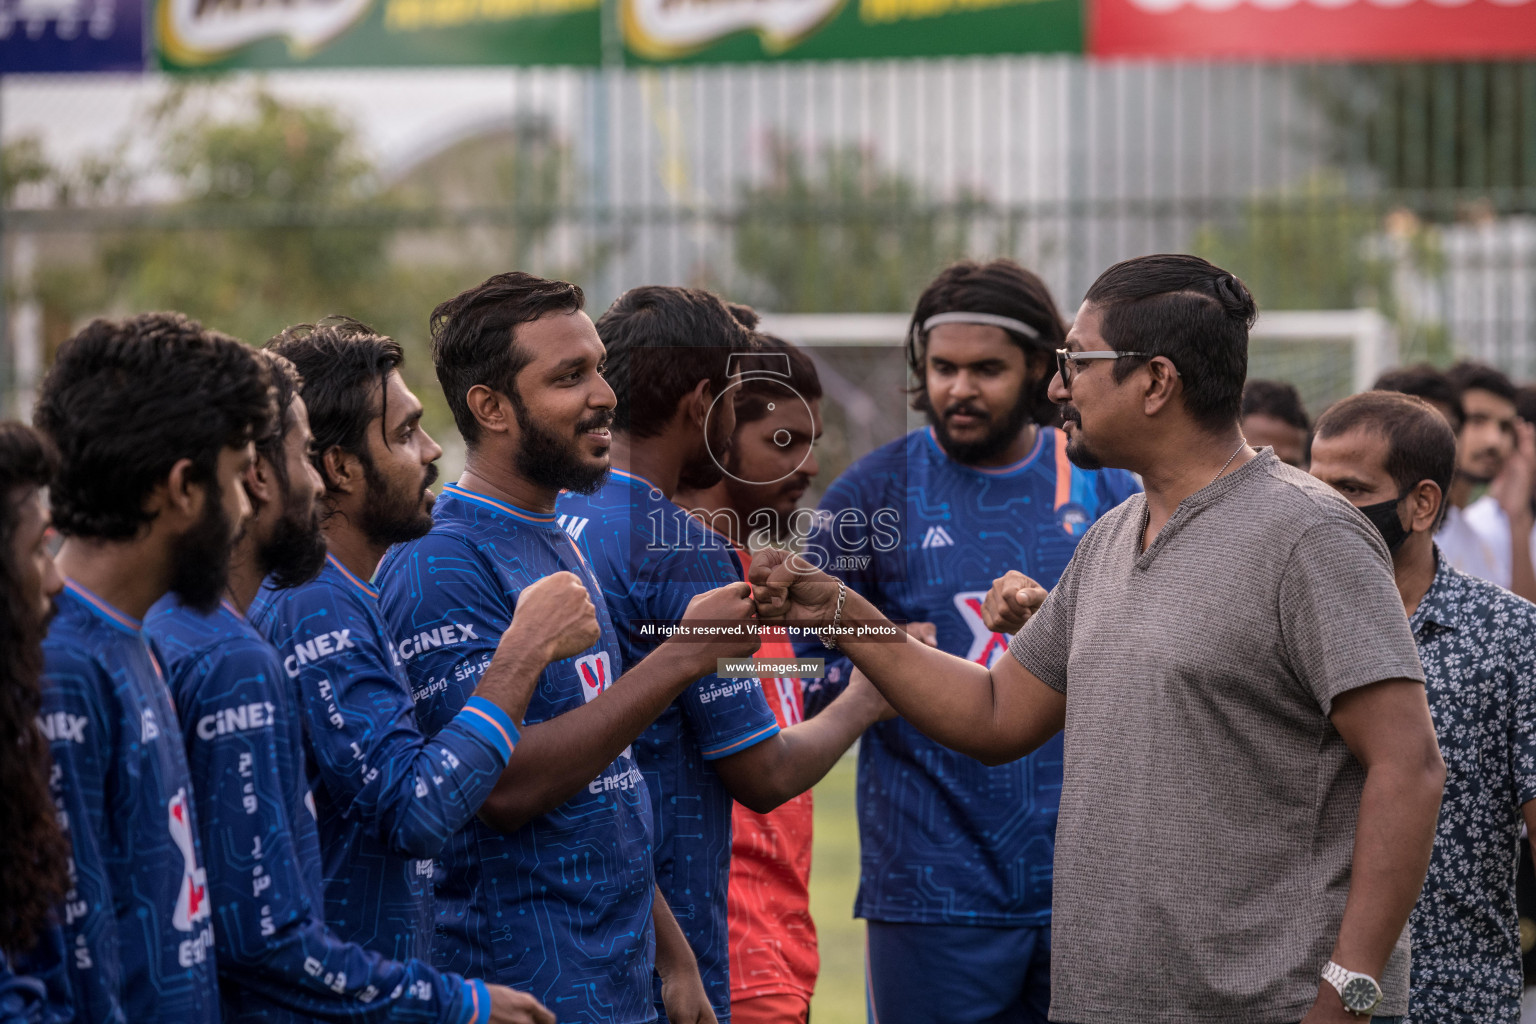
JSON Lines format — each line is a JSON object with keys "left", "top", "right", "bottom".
{"left": 1091, "top": 0, "right": 1536, "bottom": 59}
{"left": 621, "top": 0, "right": 1081, "bottom": 63}
{"left": 1, "top": 0, "right": 143, "bottom": 72}
{"left": 155, "top": 0, "right": 599, "bottom": 69}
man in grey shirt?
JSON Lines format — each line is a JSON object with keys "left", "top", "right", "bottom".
{"left": 750, "top": 254, "right": 1444, "bottom": 1024}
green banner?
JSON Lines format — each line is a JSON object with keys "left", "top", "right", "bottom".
{"left": 156, "top": 0, "right": 600, "bottom": 69}
{"left": 621, "top": 0, "right": 1080, "bottom": 63}
{"left": 154, "top": 0, "right": 1078, "bottom": 69}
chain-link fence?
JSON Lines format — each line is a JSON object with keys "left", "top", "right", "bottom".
{"left": 3, "top": 57, "right": 1534, "bottom": 446}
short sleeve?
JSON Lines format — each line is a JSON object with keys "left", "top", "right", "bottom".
{"left": 1279, "top": 515, "right": 1426, "bottom": 715}
{"left": 1007, "top": 547, "right": 1083, "bottom": 694}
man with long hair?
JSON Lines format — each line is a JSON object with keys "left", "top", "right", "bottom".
{"left": 33, "top": 312, "right": 276, "bottom": 1024}
{"left": 145, "top": 352, "right": 555, "bottom": 1024}
{"left": 0, "top": 423, "right": 68, "bottom": 1022}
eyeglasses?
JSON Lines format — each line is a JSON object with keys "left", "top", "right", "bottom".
{"left": 1054, "top": 348, "right": 1153, "bottom": 386}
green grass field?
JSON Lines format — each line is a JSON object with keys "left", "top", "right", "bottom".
{"left": 807, "top": 752, "right": 865, "bottom": 1024}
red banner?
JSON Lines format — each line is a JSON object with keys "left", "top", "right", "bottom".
{"left": 1091, "top": 0, "right": 1536, "bottom": 59}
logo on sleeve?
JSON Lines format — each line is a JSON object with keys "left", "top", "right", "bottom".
{"left": 283, "top": 629, "right": 356, "bottom": 677}
{"left": 575, "top": 651, "right": 613, "bottom": 703}
{"left": 396, "top": 623, "right": 480, "bottom": 662}
{"left": 954, "top": 591, "right": 1010, "bottom": 668}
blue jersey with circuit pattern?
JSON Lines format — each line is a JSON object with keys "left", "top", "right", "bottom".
{"left": 375, "top": 482, "right": 658, "bottom": 1024}
{"left": 804, "top": 426, "right": 1139, "bottom": 926}
{"left": 38, "top": 582, "right": 220, "bottom": 1024}
{"left": 558, "top": 468, "right": 782, "bottom": 1024}
{"left": 146, "top": 594, "right": 505, "bottom": 1024}
{"left": 247, "top": 554, "right": 516, "bottom": 967}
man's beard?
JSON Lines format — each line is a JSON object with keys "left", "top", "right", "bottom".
{"left": 261, "top": 478, "right": 328, "bottom": 589}
{"left": 928, "top": 387, "right": 1038, "bottom": 466}
{"left": 677, "top": 411, "right": 735, "bottom": 492}
{"left": 359, "top": 457, "right": 438, "bottom": 548}
{"left": 169, "top": 494, "right": 237, "bottom": 613}
{"left": 513, "top": 397, "right": 612, "bottom": 497}
{"left": 1059, "top": 408, "right": 1105, "bottom": 470}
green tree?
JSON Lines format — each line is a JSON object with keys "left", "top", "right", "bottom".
{"left": 731, "top": 137, "right": 988, "bottom": 312}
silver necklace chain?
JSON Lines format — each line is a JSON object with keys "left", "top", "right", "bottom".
{"left": 1140, "top": 438, "right": 1250, "bottom": 541}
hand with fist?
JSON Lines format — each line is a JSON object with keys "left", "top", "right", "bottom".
{"left": 980, "top": 570, "right": 1048, "bottom": 634}
{"left": 666, "top": 581, "right": 760, "bottom": 679}
{"left": 508, "top": 571, "right": 601, "bottom": 664}
{"left": 747, "top": 548, "right": 842, "bottom": 629}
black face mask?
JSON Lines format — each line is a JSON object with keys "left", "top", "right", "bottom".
{"left": 1358, "top": 493, "right": 1411, "bottom": 554}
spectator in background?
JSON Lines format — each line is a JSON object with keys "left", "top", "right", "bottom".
{"left": 0, "top": 423, "right": 69, "bottom": 1024}
{"left": 1311, "top": 390, "right": 1536, "bottom": 1024}
{"left": 1241, "top": 379, "right": 1310, "bottom": 468}
{"left": 1373, "top": 364, "right": 1465, "bottom": 431}
{"left": 1431, "top": 362, "right": 1526, "bottom": 598}
{"left": 1464, "top": 384, "right": 1536, "bottom": 604}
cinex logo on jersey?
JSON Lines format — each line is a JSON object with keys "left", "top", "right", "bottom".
{"left": 955, "top": 591, "right": 1011, "bottom": 667}
{"left": 576, "top": 651, "right": 613, "bottom": 703}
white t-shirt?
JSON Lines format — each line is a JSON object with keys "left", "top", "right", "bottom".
{"left": 1461, "top": 494, "right": 1536, "bottom": 591}
{"left": 1437, "top": 500, "right": 1510, "bottom": 588}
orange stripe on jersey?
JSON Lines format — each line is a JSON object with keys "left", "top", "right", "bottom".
{"left": 1053, "top": 428, "right": 1072, "bottom": 525}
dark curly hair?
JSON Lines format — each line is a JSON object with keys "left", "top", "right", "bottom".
{"left": 0, "top": 423, "right": 70, "bottom": 956}
{"left": 33, "top": 313, "right": 274, "bottom": 540}
{"left": 252, "top": 350, "right": 305, "bottom": 496}
{"left": 266, "top": 316, "right": 403, "bottom": 491}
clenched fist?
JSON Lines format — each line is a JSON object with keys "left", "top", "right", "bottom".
{"left": 667, "top": 581, "right": 760, "bottom": 678}
{"left": 980, "top": 570, "right": 1048, "bottom": 634}
{"left": 509, "top": 571, "right": 601, "bottom": 664}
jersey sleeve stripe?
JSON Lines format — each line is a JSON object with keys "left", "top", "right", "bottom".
{"left": 459, "top": 697, "right": 519, "bottom": 763}
{"left": 700, "top": 721, "right": 781, "bottom": 760}
{"left": 460, "top": 978, "right": 491, "bottom": 1024}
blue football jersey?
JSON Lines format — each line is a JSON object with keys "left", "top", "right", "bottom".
{"left": 39, "top": 582, "right": 219, "bottom": 1024}
{"left": 0, "top": 926, "right": 72, "bottom": 1024}
{"left": 559, "top": 469, "right": 781, "bottom": 1024}
{"left": 247, "top": 555, "right": 517, "bottom": 967}
{"left": 146, "top": 595, "right": 499, "bottom": 1024}
{"left": 376, "top": 482, "right": 657, "bottom": 1024}
{"left": 804, "top": 426, "right": 1139, "bottom": 926}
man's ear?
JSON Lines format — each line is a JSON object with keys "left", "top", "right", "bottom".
{"left": 245, "top": 456, "right": 278, "bottom": 510}
{"left": 322, "top": 446, "right": 365, "bottom": 497}
{"left": 686, "top": 378, "right": 715, "bottom": 430}
{"left": 1141, "top": 357, "right": 1182, "bottom": 417}
{"left": 1407, "top": 479, "right": 1443, "bottom": 533}
{"left": 149, "top": 457, "right": 204, "bottom": 528}
{"left": 466, "top": 384, "right": 514, "bottom": 438}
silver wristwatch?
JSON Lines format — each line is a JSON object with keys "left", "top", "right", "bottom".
{"left": 1322, "top": 960, "right": 1383, "bottom": 1017}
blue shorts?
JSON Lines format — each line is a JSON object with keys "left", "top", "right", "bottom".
{"left": 865, "top": 921, "right": 1051, "bottom": 1024}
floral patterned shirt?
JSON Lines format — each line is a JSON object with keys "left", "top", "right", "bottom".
{"left": 1407, "top": 553, "right": 1536, "bottom": 1024}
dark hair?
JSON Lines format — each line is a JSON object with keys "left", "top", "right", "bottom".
{"left": 1446, "top": 360, "right": 1518, "bottom": 405}
{"left": 907, "top": 259, "right": 1065, "bottom": 421}
{"left": 1084, "top": 254, "right": 1255, "bottom": 431}
{"left": 267, "top": 317, "right": 403, "bottom": 492}
{"left": 735, "top": 335, "right": 823, "bottom": 427}
{"left": 1371, "top": 363, "right": 1464, "bottom": 430}
{"left": 726, "top": 302, "right": 761, "bottom": 331}
{"left": 1241, "top": 379, "right": 1310, "bottom": 432}
{"left": 34, "top": 313, "right": 273, "bottom": 540}
{"left": 0, "top": 423, "right": 71, "bottom": 955}
{"left": 1516, "top": 385, "right": 1536, "bottom": 426}
{"left": 253, "top": 351, "right": 305, "bottom": 495}
{"left": 429, "top": 272, "right": 586, "bottom": 446}
{"left": 596, "top": 286, "right": 757, "bottom": 439}
{"left": 1314, "top": 390, "right": 1458, "bottom": 531}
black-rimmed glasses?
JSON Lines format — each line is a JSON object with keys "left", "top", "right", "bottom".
{"left": 1054, "top": 348, "right": 1154, "bottom": 386}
